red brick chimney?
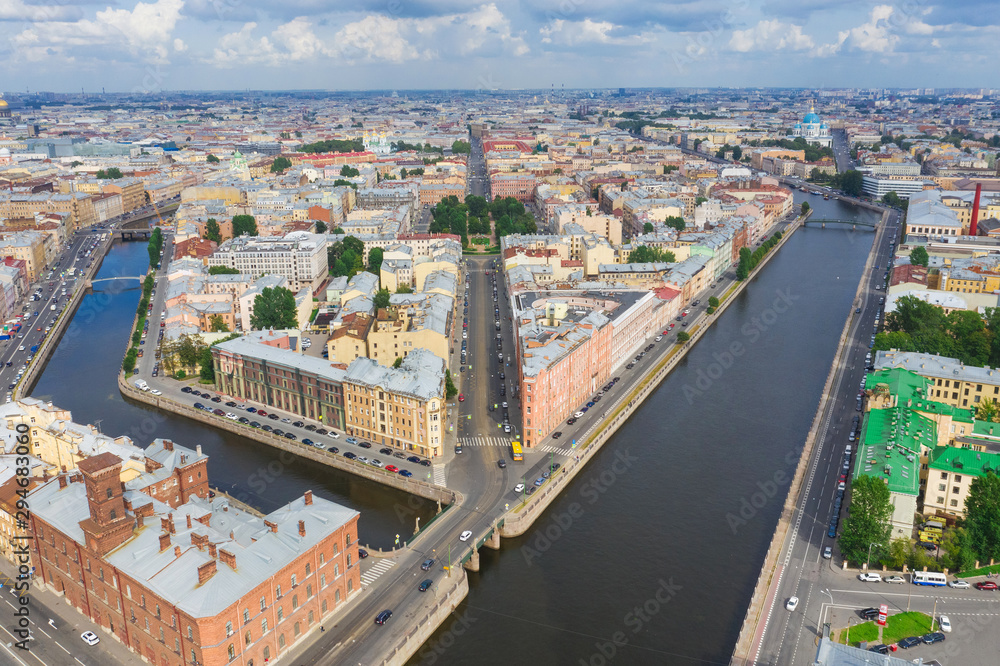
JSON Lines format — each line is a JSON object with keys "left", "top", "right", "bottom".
{"left": 970, "top": 182, "right": 983, "bottom": 236}
{"left": 159, "top": 533, "right": 171, "bottom": 552}
{"left": 304, "top": 490, "right": 313, "bottom": 506}
{"left": 197, "top": 560, "right": 217, "bottom": 585}
{"left": 163, "top": 440, "right": 174, "bottom": 451}
{"left": 298, "top": 520, "right": 306, "bottom": 537}
{"left": 174, "top": 545, "right": 181, "bottom": 558}
{"left": 219, "top": 549, "right": 237, "bottom": 570}
{"left": 186, "top": 515, "right": 192, "bottom": 529}
{"left": 208, "top": 543, "right": 217, "bottom": 558}
{"left": 264, "top": 520, "right": 278, "bottom": 533}
{"left": 58, "top": 476, "right": 67, "bottom": 489}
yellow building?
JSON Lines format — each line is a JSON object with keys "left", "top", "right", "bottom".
{"left": 0, "top": 231, "right": 48, "bottom": 281}
{"left": 180, "top": 184, "right": 242, "bottom": 205}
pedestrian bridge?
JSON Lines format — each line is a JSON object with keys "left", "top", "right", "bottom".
{"left": 802, "top": 218, "right": 878, "bottom": 231}
{"left": 85, "top": 276, "right": 145, "bottom": 289}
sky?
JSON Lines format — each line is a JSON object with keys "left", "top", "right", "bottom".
{"left": 0, "top": 0, "right": 994, "bottom": 93}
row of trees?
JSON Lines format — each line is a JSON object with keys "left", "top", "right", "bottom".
{"left": 759, "top": 136, "right": 835, "bottom": 163}
{"left": 736, "top": 231, "right": 783, "bottom": 280}
{"left": 627, "top": 245, "right": 676, "bottom": 263}
{"left": 147, "top": 227, "right": 163, "bottom": 268}
{"left": 96, "top": 167, "right": 124, "bottom": 179}
{"left": 490, "top": 197, "right": 537, "bottom": 239}
{"left": 299, "top": 139, "right": 364, "bottom": 153}
{"left": 874, "top": 296, "right": 1000, "bottom": 368}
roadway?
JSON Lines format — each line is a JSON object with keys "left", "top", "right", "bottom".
{"left": 748, "top": 208, "right": 940, "bottom": 665}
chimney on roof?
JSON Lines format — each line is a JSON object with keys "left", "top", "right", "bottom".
{"left": 208, "top": 543, "right": 217, "bottom": 558}
{"left": 298, "top": 520, "right": 306, "bottom": 537}
{"left": 265, "top": 520, "right": 278, "bottom": 533}
{"left": 196, "top": 445, "right": 202, "bottom": 456}
{"left": 168, "top": 514, "right": 175, "bottom": 534}
{"left": 158, "top": 533, "right": 171, "bottom": 552}
{"left": 163, "top": 440, "right": 173, "bottom": 451}
{"left": 186, "top": 514, "right": 192, "bottom": 529}
{"left": 174, "top": 545, "right": 181, "bottom": 558}
{"left": 57, "top": 476, "right": 67, "bottom": 489}
{"left": 180, "top": 454, "right": 187, "bottom": 465}
{"left": 219, "top": 549, "right": 237, "bottom": 570}
{"left": 160, "top": 517, "right": 170, "bottom": 532}
{"left": 197, "top": 560, "right": 217, "bottom": 585}
{"left": 304, "top": 490, "right": 313, "bottom": 506}
{"left": 971, "top": 183, "right": 983, "bottom": 236}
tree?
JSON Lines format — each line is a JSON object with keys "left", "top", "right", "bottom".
{"left": 628, "top": 245, "right": 676, "bottom": 263}
{"left": 882, "top": 191, "right": 908, "bottom": 211}
{"left": 373, "top": 288, "right": 391, "bottom": 309}
{"left": 331, "top": 226, "right": 344, "bottom": 234}
{"left": 451, "top": 140, "right": 471, "bottom": 154}
{"left": 444, "top": 370, "right": 458, "bottom": 399}
{"left": 206, "top": 154, "right": 220, "bottom": 163}
{"left": 676, "top": 331, "right": 690, "bottom": 342}
{"left": 400, "top": 168, "right": 408, "bottom": 179}
{"left": 800, "top": 201, "right": 810, "bottom": 214}
{"left": 392, "top": 357, "right": 403, "bottom": 368}
{"left": 209, "top": 266, "right": 240, "bottom": 275}
{"left": 96, "top": 167, "right": 123, "bottom": 179}
{"left": 122, "top": 348, "right": 137, "bottom": 373}
{"left": 643, "top": 222, "right": 654, "bottom": 234}
{"left": 175, "top": 335, "right": 205, "bottom": 370}
{"left": 340, "top": 165, "right": 360, "bottom": 178}
{"left": 708, "top": 296, "right": 719, "bottom": 308}
{"left": 368, "top": 247, "right": 384, "bottom": 274}
{"left": 839, "top": 475, "right": 894, "bottom": 567}
{"left": 910, "top": 246, "right": 929, "bottom": 267}
{"left": 204, "top": 218, "right": 221, "bottom": 243}
{"left": 270, "top": 156, "right": 292, "bottom": 173}
{"left": 199, "top": 346, "right": 215, "bottom": 383}
{"left": 70, "top": 160, "right": 83, "bottom": 168}
{"left": 732, "top": 145, "right": 742, "bottom": 160}
{"left": 839, "top": 170, "right": 864, "bottom": 197}
{"left": 209, "top": 315, "right": 230, "bottom": 332}
{"left": 250, "top": 287, "right": 297, "bottom": 330}
{"left": 965, "top": 472, "right": 1000, "bottom": 564}
{"left": 663, "top": 216, "right": 686, "bottom": 233}
{"left": 396, "top": 284, "right": 413, "bottom": 294}
{"left": 232, "top": 214, "right": 257, "bottom": 237}
{"left": 315, "top": 220, "right": 328, "bottom": 234}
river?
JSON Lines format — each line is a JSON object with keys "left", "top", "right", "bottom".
{"left": 29, "top": 194, "right": 878, "bottom": 665}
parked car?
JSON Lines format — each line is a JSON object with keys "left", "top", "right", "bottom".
{"left": 897, "top": 636, "right": 922, "bottom": 649}
{"left": 921, "top": 632, "right": 946, "bottom": 644}
{"left": 859, "top": 607, "right": 879, "bottom": 620}
{"left": 947, "top": 579, "right": 970, "bottom": 589}
{"left": 858, "top": 572, "right": 881, "bottom": 583}
{"left": 80, "top": 631, "right": 100, "bottom": 646}
{"left": 939, "top": 615, "right": 951, "bottom": 633}
{"left": 975, "top": 581, "right": 999, "bottom": 590}
{"left": 885, "top": 575, "right": 906, "bottom": 584}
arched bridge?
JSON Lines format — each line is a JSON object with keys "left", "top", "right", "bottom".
{"left": 85, "top": 276, "right": 146, "bottom": 289}
{"left": 802, "top": 218, "right": 878, "bottom": 231}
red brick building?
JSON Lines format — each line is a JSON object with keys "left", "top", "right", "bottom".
{"left": 28, "top": 439, "right": 361, "bottom": 666}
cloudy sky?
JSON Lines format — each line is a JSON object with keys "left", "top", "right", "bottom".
{"left": 0, "top": 0, "right": 993, "bottom": 93}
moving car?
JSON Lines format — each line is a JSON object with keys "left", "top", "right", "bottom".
{"left": 81, "top": 631, "right": 100, "bottom": 646}
{"left": 785, "top": 596, "right": 798, "bottom": 611}
{"left": 939, "top": 615, "right": 951, "bottom": 633}
{"left": 460, "top": 530, "right": 473, "bottom": 542}
{"left": 375, "top": 610, "right": 392, "bottom": 625}
{"left": 822, "top": 546, "right": 832, "bottom": 559}
{"left": 421, "top": 558, "right": 435, "bottom": 571}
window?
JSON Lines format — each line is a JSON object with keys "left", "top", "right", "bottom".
{"left": 347, "top": 554, "right": 352, "bottom": 567}
{"left": 305, "top": 563, "right": 311, "bottom": 576}
{"left": 951, "top": 499, "right": 959, "bottom": 507}
{"left": 938, "top": 484, "right": 946, "bottom": 491}
{"left": 277, "top": 607, "right": 283, "bottom": 622}
{"left": 937, "top": 496, "right": 945, "bottom": 504}
{"left": 941, "top": 472, "right": 948, "bottom": 480}
{"left": 110, "top": 509, "right": 117, "bottom": 520}
{"left": 191, "top": 649, "right": 197, "bottom": 664}
{"left": 260, "top": 597, "right": 266, "bottom": 612}
{"left": 956, "top": 475, "right": 963, "bottom": 482}
{"left": 159, "top": 627, "right": 164, "bottom": 643}
{"left": 243, "top": 609, "right": 249, "bottom": 624}
{"left": 953, "top": 487, "right": 960, "bottom": 494}
{"left": 292, "top": 595, "right": 298, "bottom": 610}
{"left": 145, "top": 618, "right": 150, "bottom": 632}
{"left": 175, "top": 637, "right": 179, "bottom": 654}
{"left": 106, "top": 487, "right": 113, "bottom": 499}
{"left": 290, "top": 574, "right": 297, "bottom": 587}
{"left": 347, "top": 579, "right": 353, "bottom": 592}
{"left": 261, "top": 618, "right": 268, "bottom": 633}
{"left": 227, "top": 644, "right": 235, "bottom": 661}
{"left": 226, "top": 621, "right": 233, "bottom": 636}
{"left": 319, "top": 553, "right": 325, "bottom": 565}
{"left": 321, "top": 574, "right": 326, "bottom": 588}
{"left": 245, "top": 630, "right": 252, "bottom": 646}
{"left": 307, "top": 584, "right": 313, "bottom": 598}
{"left": 276, "top": 585, "right": 282, "bottom": 599}
{"left": 188, "top": 626, "right": 193, "bottom": 640}
{"left": 322, "top": 599, "right": 328, "bottom": 613}
{"left": 263, "top": 646, "right": 270, "bottom": 660}
{"left": 278, "top": 634, "right": 286, "bottom": 648}
{"left": 156, "top": 604, "right": 161, "bottom": 619}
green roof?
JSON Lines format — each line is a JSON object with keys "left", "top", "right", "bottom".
{"left": 865, "top": 367, "right": 931, "bottom": 403}
{"left": 971, "top": 419, "right": 1000, "bottom": 438}
{"left": 911, "top": 398, "right": 974, "bottom": 423}
{"left": 928, "top": 446, "right": 1000, "bottom": 477}
{"left": 854, "top": 408, "right": 925, "bottom": 496}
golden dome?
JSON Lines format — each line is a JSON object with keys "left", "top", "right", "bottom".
{"left": 0, "top": 100, "right": 8, "bottom": 108}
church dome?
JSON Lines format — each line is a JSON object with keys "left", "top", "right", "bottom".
{"left": 0, "top": 99, "right": 8, "bottom": 108}
{"left": 803, "top": 111, "right": 821, "bottom": 124}
{"left": 0, "top": 148, "right": 9, "bottom": 156}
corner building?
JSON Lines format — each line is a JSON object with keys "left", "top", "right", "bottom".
{"left": 28, "top": 440, "right": 361, "bottom": 666}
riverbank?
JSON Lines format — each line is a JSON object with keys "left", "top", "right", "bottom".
{"left": 729, "top": 208, "right": 889, "bottom": 665}
{"left": 501, "top": 212, "right": 807, "bottom": 537}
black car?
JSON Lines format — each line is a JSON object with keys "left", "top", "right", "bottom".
{"left": 302, "top": 438, "right": 314, "bottom": 446}
{"left": 497, "top": 459, "right": 506, "bottom": 469}
{"left": 626, "top": 363, "right": 634, "bottom": 369}
{"left": 272, "top": 429, "right": 284, "bottom": 436}
{"left": 344, "top": 451, "right": 357, "bottom": 459}
{"left": 408, "top": 456, "right": 421, "bottom": 463}
{"left": 359, "top": 441, "right": 372, "bottom": 449}
{"left": 225, "top": 401, "right": 237, "bottom": 407}
{"left": 375, "top": 610, "right": 392, "bottom": 625}
{"left": 859, "top": 607, "right": 879, "bottom": 620}
{"left": 897, "top": 636, "right": 922, "bottom": 649}
{"left": 421, "top": 558, "right": 435, "bottom": 571}
{"left": 261, "top": 424, "right": 273, "bottom": 432}
{"left": 284, "top": 432, "right": 296, "bottom": 440}
{"left": 419, "top": 579, "right": 433, "bottom": 592}
{"left": 304, "top": 424, "right": 317, "bottom": 431}
{"left": 292, "top": 421, "right": 304, "bottom": 428}
{"left": 211, "top": 396, "right": 222, "bottom": 403}
{"left": 867, "top": 644, "right": 889, "bottom": 654}
{"left": 419, "top": 459, "right": 431, "bottom": 467}
{"left": 181, "top": 386, "right": 193, "bottom": 393}
{"left": 380, "top": 448, "right": 393, "bottom": 456}
{"left": 329, "top": 447, "right": 339, "bottom": 454}
{"left": 921, "top": 632, "right": 945, "bottom": 644}
{"left": 315, "top": 428, "right": 328, "bottom": 435}
{"left": 238, "top": 417, "right": 250, "bottom": 424}
{"left": 250, "top": 421, "right": 261, "bottom": 428}
{"left": 549, "top": 463, "right": 561, "bottom": 472}
{"left": 552, "top": 432, "right": 562, "bottom": 439}
{"left": 567, "top": 417, "right": 577, "bottom": 425}
{"left": 194, "top": 402, "right": 205, "bottom": 410}
{"left": 268, "top": 413, "right": 280, "bottom": 420}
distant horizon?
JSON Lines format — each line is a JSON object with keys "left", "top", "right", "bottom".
{"left": 0, "top": 1, "right": 994, "bottom": 92}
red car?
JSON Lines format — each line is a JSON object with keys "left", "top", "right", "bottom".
{"left": 385, "top": 464, "right": 399, "bottom": 473}
{"left": 976, "top": 581, "right": 999, "bottom": 591}
{"left": 257, "top": 410, "right": 268, "bottom": 417}
{"left": 458, "top": 394, "right": 465, "bottom": 402}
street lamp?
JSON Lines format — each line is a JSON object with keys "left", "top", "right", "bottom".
{"left": 819, "top": 588, "right": 834, "bottom": 639}
{"left": 866, "top": 542, "right": 879, "bottom": 570}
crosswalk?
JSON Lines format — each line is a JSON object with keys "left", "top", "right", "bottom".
{"left": 538, "top": 445, "right": 570, "bottom": 456}
{"left": 459, "top": 436, "right": 512, "bottom": 447}
{"left": 360, "top": 558, "right": 396, "bottom": 587}
{"left": 432, "top": 464, "right": 446, "bottom": 486}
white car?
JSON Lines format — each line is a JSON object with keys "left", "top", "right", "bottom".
{"left": 655, "top": 336, "right": 662, "bottom": 342}
{"left": 574, "top": 411, "right": 585, "bottom": 418}
{"left": 81, "top": 631, "right": 100, "bottom": 646}
{"left": 823, "top": 546, "right": 832, "bottom": 559}
{"left": 460, "top": 530, "right": 473, "bottom": 542}
{"left": 947, "top": 579, "right": 970, "bottom": 589}
{"left": 858, "top": 572, "right": 882, "bottom": 583}
{"left": 785, "top": 596, "right": 799, "bottom": 611}
{"left": 939, "top": 615, "right": 951, "bottom": 633}
{"left": 225, "top": 413, "right": 238, "bottom": 420}
{"left": 149, "top": 389, "right": 162, "bottom": 396}
{"left": 885, "top": 575, "right": 906, "bottom": 584}
{"left": 330, "top": 432, "right": 340, "bottom": 439}
{"left": 514, "top": 483, "right": 525, "bottom": 493}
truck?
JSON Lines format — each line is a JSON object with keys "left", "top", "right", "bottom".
{"left": 134, "top": 380, "right": 149, "bottom": 391}
{"left": 30, "top": 345, "right": 38, "bottom": 354}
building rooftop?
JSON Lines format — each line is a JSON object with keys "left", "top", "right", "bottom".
{"left": 343, "top": 348, "right": 444, "bottom": 401}
{"left": 855, "top": 408, "right": 927, "bottom": 496}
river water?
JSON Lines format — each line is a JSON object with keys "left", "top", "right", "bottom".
{"left": 30, "top": 194, "right": 878, "bottom": 665}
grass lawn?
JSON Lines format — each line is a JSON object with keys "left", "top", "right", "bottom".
{"left": 956, "top": 562, "right": 1000, "bottom": 578}
{"left": 837, "top": 612, "right": 934, "bottom": 647}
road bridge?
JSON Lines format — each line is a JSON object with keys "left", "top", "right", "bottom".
{"left": 802, "top": 218, "right": 878, "bottom": 231}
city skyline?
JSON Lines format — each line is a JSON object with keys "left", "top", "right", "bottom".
{"left": 0, "top": 0, "right": 994, "bottom": 93}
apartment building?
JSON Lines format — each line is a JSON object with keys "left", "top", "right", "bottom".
{"left": 342, "top": 348, "right": 447, "bottom": 458}
{"left": 923, "top": 446, "right": 1000, "bottom": 519}
{"left": 0, "top": 230, "right": 50, "bottom": 281}
{"left": 206, "top": 232, "right": 328, "bottom": 293}
{"left": 874, "top": 350, "right": 1000, "bottom": 409}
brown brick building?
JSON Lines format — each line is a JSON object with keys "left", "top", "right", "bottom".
{"left": 28, "top": 439, "right": 361, "bottom": 666}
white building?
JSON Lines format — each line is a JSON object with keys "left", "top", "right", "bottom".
{"left": 206, "top": 231, "right": 328, "bottom": 293}
{"left": 861, "top": 176, "right": 925, "bottom": 200}
{"left": 790, "top": 107, "right": 832, "bottom": 147}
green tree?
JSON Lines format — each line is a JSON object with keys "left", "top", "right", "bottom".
{"left": 204, "top": 218, "right": 221, "bottom": 243}
{"left": 299, "top": 138, "right": 364, "bottom": 153}
{"left": 910, "top": 246, "right": 929, "bottom": 267}
{"left": 643, "top": 222, "right": 654, "bottom": 234}
{"left": 199, "top": 346, "right": 215, "bottom": 383}
{"left": 96, "top": 167, "right": 123, "bottom": 179}
{"left": 331, "top": 226, "right": 344, "bottom": 234}
{"left": 270, "top": 156, "right": 292, "bottom": 173}
{"left": 209, "top": 266, "right": 240, "bottom": 275}
{"left": 392, "top": 357, "right": 403, "bottom": 368}
{"left": 250, "top": 287, "right": 297, "bottom": 330}
{"left": 175, "top": 335, "right": 205, "bottom": 369}
{"left": 400, "top": 168, "right": 408, "bottom": 179}
{"left": 663, "top": 216, "right": 686, "bottom": 233}
{"left": 396, "top": 284, "right": 413, "bottom": 294}
{"left": 368, "top": 247, "right": 384, "bottom": 274}
{"left": 232, "top": 214, "right": 257, "bottom": 237}
{"left": 209, "top": 315, "right": 230, "bottom": 332}
{"left": 839, "top": 170, "right": 864, "bottom": 197}
{"left": 70, "top": 160, "right": 83, "bottom": 168}
{"left": 628, "top": 245, "right": 676, "bottom": 263}
{"left": 800, "top": 201, "right": 810, "bottom": 214}
{"left": 839, "top": 475, "right": 894, "bottom": 567}
{"left": 373, "top": 288, "right": 391, "bottom": 309}
{"left": 451, "top": 140, "right": 471, "bottom": 154}
{"left": 708, "top": 296, "right": 719, "bottom": 308}
{"left": 333, "top": 179, "right": 358, "bottom": 190}
{"left": 206, "top": 154, "right": 220, "bottom": 163}
{"left": 340, "top": 165, "right": 360, "bottom": 177}
{"left": 965, "top": 472, "right": 1000, "bottom": 564}
{"left": 315, "top": 220, "right": 328, "bottom": 234}
{"left": 676, "top": 331, "right": 690, "bottom": 342}
{"left": 444, "top": 370, "right": 458, "bottom": 399}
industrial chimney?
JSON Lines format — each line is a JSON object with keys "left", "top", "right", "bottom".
{"left": 970, "top": 182, "right": 983, "bottom": 236}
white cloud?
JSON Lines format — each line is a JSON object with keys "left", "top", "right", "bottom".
{"left": 539, "top": 18, "right": 652, "bottom": 47}
{"left": 173, "top": 38, "right": 187, "bottom": 53}
{"left": 816, "top": 4, "right": 900, "bottom": 56}
{"left": 333, "top": 15, "right": 420, "bottom": 63}
{"left": 10, "top": 0, "right": 184, "bottom": 64}
{"left": 729, "top": 20, "right": 814, "bottom": 52}
{"left": 0, "top": 0, "right": 81, "bottom": 21}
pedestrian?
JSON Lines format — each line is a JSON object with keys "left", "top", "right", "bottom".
{"left": 320, "top": 626, "right": 324, "bottom": 632}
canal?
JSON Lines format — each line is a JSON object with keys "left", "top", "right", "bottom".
{"left": 30, "top": 194, "right": 879, "bottom": 665}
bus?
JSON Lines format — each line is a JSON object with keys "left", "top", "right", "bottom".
{"left": 912, "top": 571, "right": 947, "bottom": 587}
{"left": 511, "top": 441, "right": 523, "bottom": 462}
